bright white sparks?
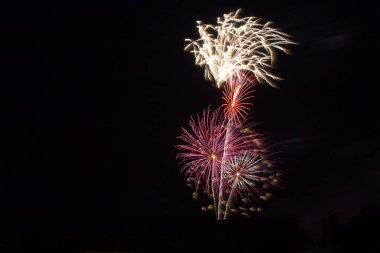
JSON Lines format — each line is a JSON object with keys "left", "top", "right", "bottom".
{"left": 185, "top": 9, "right": 295, "bottom": 88}
{"left": 224, "top": 152, "right": 264, "bottom": 195}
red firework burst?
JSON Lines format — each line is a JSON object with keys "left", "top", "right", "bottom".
{"left": 222, "top": 73, "right": 255, "bottom": 124}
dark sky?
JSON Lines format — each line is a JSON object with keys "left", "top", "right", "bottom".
{"left": 0, "top": 0, "right": 379, "bottom": 251}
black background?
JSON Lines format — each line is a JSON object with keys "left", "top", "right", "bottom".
{"left": 0, "top": 0, "right": 379, "bottom": 252}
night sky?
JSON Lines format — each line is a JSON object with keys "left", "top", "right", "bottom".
{"left": 0, "top": 0, "right": 379, "bottom": 252}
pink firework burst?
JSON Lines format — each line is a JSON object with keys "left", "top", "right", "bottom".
{"left": 176, "top": 107, "right": 258, "bottom": 213}
{"left": 177, "top": 108, "right": 225, "bottom": 196}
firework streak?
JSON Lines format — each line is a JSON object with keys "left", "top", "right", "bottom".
{"left": 177, "top": 9, "right": 294, "bottom": 219}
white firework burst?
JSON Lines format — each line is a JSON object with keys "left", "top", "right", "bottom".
{"left": 185, "top": 9, "right": 295, "bottom": 88}
{"left": 224, "top": 152, "right": 265, "bottom": 196}
{"left": 222, "top": 151, "right": 279, "bottom": 219}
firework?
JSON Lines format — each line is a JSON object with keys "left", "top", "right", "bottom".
{"left": 216, "top": 71, "right": 256, "bottom": 219}
{"left": 185, "top": 9, "right": 294, "bottom": 88}
{"left": 223, "top": 152, "right": 279, "bottom": 219}
{"left": 221, "top": 73, "right": 254, "bottom": 124}
{"left": 177, "top": 107, "right": 258, "bottom": 216}
{"left": 178, "top": 9, "right": 293, "bottom": 219}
